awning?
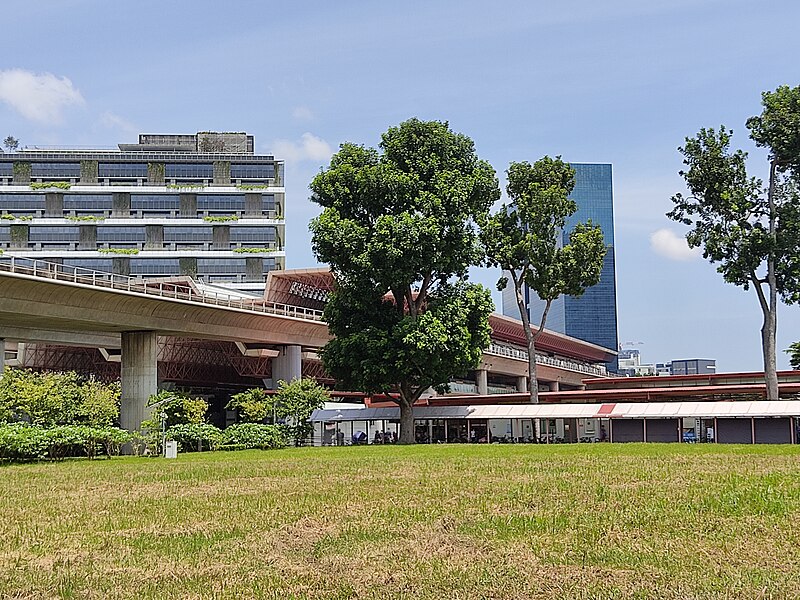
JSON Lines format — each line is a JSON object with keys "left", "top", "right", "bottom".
{"left": 310, "top": 400, "right": 800, "bottom": 422}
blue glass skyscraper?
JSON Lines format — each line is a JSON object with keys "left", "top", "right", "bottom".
{"left": 501, "top": 163, "right": 619, "bottom": 370}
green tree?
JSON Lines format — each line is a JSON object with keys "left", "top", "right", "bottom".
{"left": 310, "top": 118, "right": 499, "bottom": 443}
{"left": 226, "top": 388, "right": 275, "bottom": 423}
{"left": 786, "top": 342, "right": 800, "bottom": 370}
{"left": 668, "top": 85, "right": 800, "bottom": 401}
{"left": 0, "top": 369, "right": 83, "bottom": 426}
{"left": 482, "top": 157, "right": 606, "bottom": 403}
{"left": 273, "top": 378, "right": 330, "bottom": 445}
{"left": 77, "top": 379, "right": 120, "bottom": 427}
{"left": 3, "top": 136, "right": 19, "bottom": 152}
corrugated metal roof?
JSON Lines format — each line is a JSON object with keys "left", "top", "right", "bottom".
{"left": 310, "top": 400, "right": 800, "bottom": 422}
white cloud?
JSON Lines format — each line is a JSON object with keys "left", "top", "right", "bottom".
{"left": 650, "top": 228, "right": 701, "bottom": 261}
{"left": 291, "top": 106, "right": 314, "bottom": 121}
{"left": 270, "top": 132, "right": 333, "bottom": 163}
{"left": 0, "top": 69, "right": 84, "bottom": 124}
{"left": 98, "top": 111, "right": 138, "bottom": 134}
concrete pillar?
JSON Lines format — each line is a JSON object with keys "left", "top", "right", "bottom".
{"left": 245, "top": 257, "right": 264, "bottom": 282}
{"left": 272, "top": 344, "right": 302, "bottom": 387}
{"left": 244, "top": 193, "right": 262, "bottom": 216}
{"left": 549, "top": 381, "right": 560, "bottom": 392}
{"left": 112, "top": 192, "right": 131, "bottom": 217}
{"left": 45, "top": 192, "right": 64, "bottom": 217}
{"left": 120, "top": 331, "right": 158, "bottom": 432}
{"left": 516, "top": 376, "right": 528, "bottom": 394}
{"left": 476, "top": 369, "right": 488, "bottom": 396}
{"left": 180, "top": 193, "right": 197, "bottom": 217}
{"left": 0, "top": 338, "right": 5, "bottom": 374}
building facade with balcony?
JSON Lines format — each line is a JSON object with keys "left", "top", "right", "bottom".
{"left": 0, "top": 132, "right": 284, "bottom": 293}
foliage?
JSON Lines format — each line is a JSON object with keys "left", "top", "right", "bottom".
{"left": 144, "top": 390, "right": 208, "bottom": 429}
{"left": 0, "top": 369, "right": 121, "bottom": 429}
{"left": 78, "top": 379, "right": 121, "bottom": 427}
{"left": 1, "top": 214, "right": 32, "bottom": 221}
{"left": 203, "top": 215, "right": 239, "bottom": 222}
{"left": 236, "top": 184, "right": 271, "bottom": 190}
{"left": 30, "top": 181, "right": 71, "bottom": 190}
{"left": 219, "top": 423, "right": 287, "bottom": 450}
{"left": 226, "top": 388, "right": 275, "bottom": 423}
{"left": 786, "top": 342, "right": 800, "bottom": 370}
{"left": 80, "top": 160, "right": 98, "bottom": 183}
{"left": 65, "top": 215, "right": 105, "bottom": 222}
{"left": 273, "top": 378, "right": 329, "bottom": 444}
{"left": 309, "top": 118, "right": 499, "bottom": 443}
{"left": 482, "top": 157, "right": 606, "bottom": 402}
{"left": 12, "top": 162, "right": 30, "bottom": 178}
{"left": 165, "top": 423, "right": 223, "bottom": 452}
{"left": 9, "top": 224, "right": 28, "bottom": 246}
{"left": 167, "top": 183, "right": 205, "bottom": 190}
{"left": 3, "top": 135, "right": 19, "bottom": 152}
{"left": 148, "top": 162, "right": 165, "bottom": 184}
{"left": 667, "top": 85, "right": 800, "bottom": 400}
{"left": 98, "top": 247, "right": 139, "bottom": 255}
{"left": 0, "top": 423, "right": 130, "bottom": 461}
{"left": 233, "top": 247, "right": 275, "bottom": 254}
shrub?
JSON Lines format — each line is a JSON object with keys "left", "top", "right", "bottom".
{"left": 166, "top": 423, "right": 223, "bottom": 452}
{"left": 226, "top": 388, "right": 274, "bottom": 423}
{"left": 0, "top": 424, "right": 131, "bottom": 461}
{"left": 221, "top": 423, "right": 287, "bottom": 450}
{"left": 0, "top": 423, "right": 49, "bottom": 460}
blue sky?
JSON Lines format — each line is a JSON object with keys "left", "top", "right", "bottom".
{"left": 2, "top": 0, "right": 799, "bottom": 372}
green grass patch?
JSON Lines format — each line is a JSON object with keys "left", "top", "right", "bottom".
{"left": 1, "top": 444, "right": 800, "bottom": 598}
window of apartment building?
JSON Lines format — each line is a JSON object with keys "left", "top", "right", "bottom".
{"left": 29, "top": 226, "right": 80, "bottom": 243}
{"left": 197, "top": 195, "right": 246, "bottom": 213}
{"left": 63, "top": 258, "right": 113, "bottom": 272}
{"left": 131, "top": 194, "right": 180, "bottom": 215}
{"left": 63, "top": 194, "right": 113, "bottom": 216}
{"left": 163, "top": 226, "right": 213, "bottom": 242}
{"left": 31, "top": 162, "right": 81, "bottom": 179}
{"left": 165, "top": 164, "right": 213, "bottom": 179}
{"left": 130, "top": 258, "right": 181, "bottom": 276}
{"left": 1, "top": 193, "right": 46, "bottom": 214}
{"left": 99, "top": 163, "right": 148, "bottom": 178}
{"left": 97, "top": 226, "right": 146, "bottom": 244}
{"left": 230, "top": 226, "right": 277, "bottom": 244}
{"left": 230, "top": 164, "right": 275, "bottom": 180}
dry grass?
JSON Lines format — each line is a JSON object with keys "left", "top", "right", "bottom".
{"left": 1, "top": 444, "right": 800, "bottom": 599}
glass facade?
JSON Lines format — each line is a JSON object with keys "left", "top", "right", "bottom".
{"left": 166, "top": 163, "right": 213, "bottom": 179}
{"left": 503, "top": 163, "right": 618, "bottom": 370}
{"left": 1, "top": 193, "right": 45, "bottom": 212}
{"left": 31, "top": 162, "right": 80, "bottom": 178}
{"left": 131, "top": 194, "right": 181, "bottom": 213}
{"left": 231, "top": 164, "right": 275, "bottom": 179}
{"left": 64, "top": 194, "right": 113, "bottom": 214}
{"left": 99, "top": 163, "right": 148, "bottom": 178}
{"left": 230, "top": 226, "right": 277, "bottom": 243}
{"left": 198, "top": 195, "right": 246, "bottom": 213}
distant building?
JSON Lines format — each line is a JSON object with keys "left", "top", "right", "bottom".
{"left": 670, "top": 359, "right": 716, "bottom": 376}
{"left": 0, "top": 132, "right": 284, "bottom": 293}
{"left": 502, "top": 163, "right": 619, "bottom": 370}
{"left": 618, "top": 349, "right": 656, "bottom": 377}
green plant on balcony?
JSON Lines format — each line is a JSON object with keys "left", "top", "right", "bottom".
{"left": 65, "top": 215, "right": 105, "bottom": 222}
{"left": 167, "top": 183, "right": 205, "bottom": 190}
{"left": 98, "top": 248, "right": 139, "bottom": 255}
{"left": 236, "top": 184, "right": 272, "bottom": 190}
{"left": 12, "top": 162, "right": 31, "bottom": 179}
{"left": 2, "top": 214, "right": 33, "bottom": 222}
{"left": 30, "top": 181, "right": 71, "bottom": 190}
{"left": 233, "top": 247, "right": 276, "bottom": 254}
{"left": 203, "top": 215, "right": 239, "bottom": 223}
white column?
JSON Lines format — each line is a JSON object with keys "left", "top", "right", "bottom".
{"left": 476, "top": 369, "right": 488, "bottom": 396}
{"left": 120, "top": 331, "right": 158, "bottom": 432}
{"left": 0, "top": 338, "right": 5, "bottom": 375}
{"left": 516, "top": 376, "right": 528, "bottom": 394}
{"left": 272, "top": 344, "right": 302, "bottom": 387}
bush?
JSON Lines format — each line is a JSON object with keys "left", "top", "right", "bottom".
{"left": 166, "top": 423, "right": 223, "bottom": 452}
{"left": 221, "top": 423, "right": 287, "bottom": 450}
{"left": 226, "top": 388, "right": 274, "bottom": 423}
{"left": 0, "top": 424, "right": 130, "bottom": 461}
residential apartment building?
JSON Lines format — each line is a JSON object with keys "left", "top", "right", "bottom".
{"left": 0, "top": 132, "right": 284, "bottom": 293}
{"left": 502, "top": 163, "right": 619, "bottom": 370}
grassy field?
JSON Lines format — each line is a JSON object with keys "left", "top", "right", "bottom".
{"left": 1, "top": 444, "right": 800, "bottom": 599}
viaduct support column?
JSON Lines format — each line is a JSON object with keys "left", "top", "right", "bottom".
{"left": 516, "top": 376, "right": 528, "bottom": 394}
{"left": 549, "top": 381, "right": 560, "bottom": 392}
{"left": 272, "top": 344, "right": 302, "bottom": 387}
{"left": 0, "top": 338, "right": 5, "bottom": 374}
{"left": 476, "top": 369, "right": 488, "bottom": 396}
{"left": 120, "top": 331, "right": 158, "bottom": 432}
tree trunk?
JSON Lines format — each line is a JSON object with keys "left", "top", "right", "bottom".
{"left": 397, "top": 397, "right": 415, "bottom": 444}
{"left": 511, "top": 271, "right": 537, "bottom": 403}
{"left": 763, "top": 160, "right": 779, "bottom": 401}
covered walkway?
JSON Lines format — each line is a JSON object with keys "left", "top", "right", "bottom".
{"left": 310, "top": 401, "right": 800, "bottom": 445}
